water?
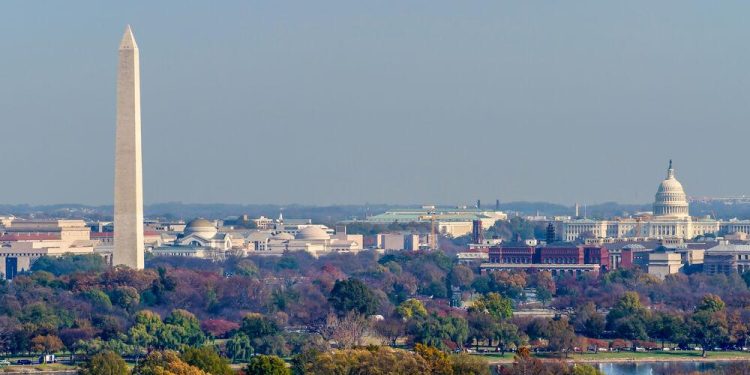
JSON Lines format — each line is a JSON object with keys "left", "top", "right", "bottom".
{"left": 598, "top": 361, "right": 731, "bottom": 375}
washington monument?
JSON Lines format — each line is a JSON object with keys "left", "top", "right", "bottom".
{"left": 113, "top": 25, "right": 144, "bottom": 269}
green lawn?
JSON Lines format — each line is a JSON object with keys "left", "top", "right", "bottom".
{"left": 480, "top": 350, "right": 750, "bottom": 363}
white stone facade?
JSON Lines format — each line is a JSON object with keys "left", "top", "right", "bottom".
{"left": 113, "top": 25, "right": 144, "bottom": 269}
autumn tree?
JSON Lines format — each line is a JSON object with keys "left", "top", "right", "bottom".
{"left": 31, "top": 334, "right": 64, "bottom": 357}
{"left": 133, "top": 350, "right": 206, "bottom": 375}
{"left": 304, "top": 347, "right": 428, "bottom": 375}
{"left": 547, "top": 318, "right": 577, "bottom": 358}
{"left": 181, "top": 347, "right": 233, "bottom": 375}
{"left": 396, "top": 298, "right": 428, "bottom": 320}
{"left": 449, "top": 265, "right": 475, "bottom": 291}
{"left": 470, "top": 292, "right": 512, "bottom": 320}
{"left": 79, "top": 351, "right": 129, "bottom": 375}
{"left": 690, "top": 295, "right": 729, "bottom": 357}
{"left": 414, "top": 344, "right": 453, "bottom": 375}
{"left": 450, "top": 353, "right": 490, "bottom": 375}
{"left": 319, "top": 312, "right": 370, "bottom": 349}
{"left": 374, "top": 317, "right": 405, "bottom": 346}
{"left": 245, "top": 355, "right": 290, "bottom": 375}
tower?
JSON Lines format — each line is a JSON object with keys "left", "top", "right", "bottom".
{"left": 471, "top": 219, "right": 483, "bottom": 244}
{"left": 546, "top": 222, "right": 556, "bottom": 244}
{"left": 113, "top": 25, "right": 144, "bottom": 269}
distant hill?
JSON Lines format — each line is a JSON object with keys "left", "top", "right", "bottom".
{"left": 1, "top": 200, "right": 749, "bottom": 222}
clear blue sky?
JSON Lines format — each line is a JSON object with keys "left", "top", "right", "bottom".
{"left": 2, "top": 1, "right": 748, "bottom": 206}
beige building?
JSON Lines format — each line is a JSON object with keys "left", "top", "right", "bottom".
{"left": 249, "top": 226, "right": 362, "bottom": 257}
{"left": 0, "top": 219, "right": 96, "bottom": 279}
{"left": 647, "top": 250, "right": 683, "bottom": 279}
{"left": 560, "top": 161, "right": 726, "bottom": 242}
{"left": 704, "top": 242, "right": 750, "bottom": 275}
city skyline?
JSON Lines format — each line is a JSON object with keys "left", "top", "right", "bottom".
{"left": 3, "top": 2, "right": 750, "bottom": 205}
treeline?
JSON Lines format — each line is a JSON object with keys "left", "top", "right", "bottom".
{"left": 1, "top": 251, "right": 750, "bottom": 373}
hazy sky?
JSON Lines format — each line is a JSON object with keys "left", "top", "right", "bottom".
{"left": 2, "top": 1, "right": 749, "bottom": 206}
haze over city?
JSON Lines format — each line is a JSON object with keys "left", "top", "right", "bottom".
{"left": 3, "top": 1, "right": 750, "bottom": 206}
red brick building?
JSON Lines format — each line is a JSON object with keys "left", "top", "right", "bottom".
{"left": 583, "top": 246, "right": 610, "bottom": 271}
{"left": 488, "top": 243, "right": 535, "bottom": 264}
{"left": 538, "top": 245, "right": 583, "bottom": 264}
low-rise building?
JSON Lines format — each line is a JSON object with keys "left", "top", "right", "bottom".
{"left": 704, "top": 242, "right": 750, "bottom": 275}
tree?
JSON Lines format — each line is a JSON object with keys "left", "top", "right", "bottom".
{"left": 320, "top": 312, "right": 370, "bottom": 349}
{"left": 606, "top": 292, "right": 650, "bottom": 342}
{"left": 449, "top": 265, "right": 475, "bottom": 291}
{"left": 530, "top": 271, "right": 556, "bottom": 305}
{"left": 0, "top": 316, "right": 20, "bottom": 355}
{"left": 245, "top": 355, "right": 290, "bottom": 375}
{"left": 414, "top": 344, "right": 452, "bottom": 375}
{"left": 226, "top": 332, "right": 254, "bottom": 363}
{"left": 81, "top": 289, "right": 113, "bottom": 311}
{"left": 240, "top": 313, "right": 279, "bottom": 338}
{"left": 697, "top": 294, "right": 725, "bottom": 313}
{"left": 467, "top": 311, "right": 496, "bottom": 350}
{"left": 487, "top": 271, "right": 527, "bottom": 299}
{"left": 396, "top": 298, "right": 428, "bottom": 319}
{"left": 200, "top": 319, "right": 239, "bottom": 339}
{"left": 648, "top": 312, "right": 687, "bottom": 349}
{"left": 493, "top": 322, "right": 523, "bottom": 356}
{"left": 79, "top": 351, "right": 129, "bottom": 375}
{"left": 690, "top": 310, "right": 729, "bottom": 357}
{"left": 31, "top": 334, "right": 64, "bottom": 357}
{"left": 328, "top": 278, "right": 380, "bottom": 316}
{"left": 181, "top": 347, "right": 233, "bottom": 375}
{"left": 470, "top": 293, "right": 512, "bottom": 320}
{"left": 304, "top": 347, "right": 428, "bottom": 375}
{"left": 109, "top": 286, "right": 140, "bottom": 311}
{"left": 31, "top": 254, "right": 107, "bottom": 276}
{"left": 133, "top": 350, "right": 206, "bottom": 375}
{"left": 498, "top": 347, "right": 560, "bottom": 375}
{"left": 128, "top": 310, "right": 164, "bottom": 353}
{"left": 164, "top": 309, "right": 206, "bottom": 347}
{"left": 449, "top": 353, "right": 490, "bottom": 375}
{"left": 572, "top": 302, "right": 605, "bottom": 338}
{"left": 545, "top": 318, "right": 576, "bottom": 358}
{"left": 374, "top": 318, "right": 405, "bottom": 346}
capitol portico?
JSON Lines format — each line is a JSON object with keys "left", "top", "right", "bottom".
{"left": 560, "top": 161, "right": 729, "bottom": 242}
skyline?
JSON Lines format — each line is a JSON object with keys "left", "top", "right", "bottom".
{"left": 3, "top": 2, "right": 750, "bottom": 205}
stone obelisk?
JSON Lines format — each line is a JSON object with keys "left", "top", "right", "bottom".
{"left": 113, "top": 25, "right": 144, "bottom": 269}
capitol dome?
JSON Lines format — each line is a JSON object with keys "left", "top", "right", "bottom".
{"left": 184, "top": 218, "right": 218, "bottom": 238}
{"left": 653, "top": 160, "right": 689, "bottom": 218}
{"left": 295, "top": 226, "right": 330, "bottom": 241}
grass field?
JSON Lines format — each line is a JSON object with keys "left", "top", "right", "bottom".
{"left": 480, "top": 350, "right": 750, "bottom": 363}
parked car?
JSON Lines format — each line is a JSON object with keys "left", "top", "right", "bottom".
{"left": 16, "top": 359, "right": 33, "bottom": 365}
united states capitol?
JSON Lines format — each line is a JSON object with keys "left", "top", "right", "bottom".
{"left": 555, "top": 160, "right": 750, "bottom": 243}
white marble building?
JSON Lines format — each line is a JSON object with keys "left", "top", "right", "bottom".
{"left": 560, "top": 161, "right": 741, "bottom": 242}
